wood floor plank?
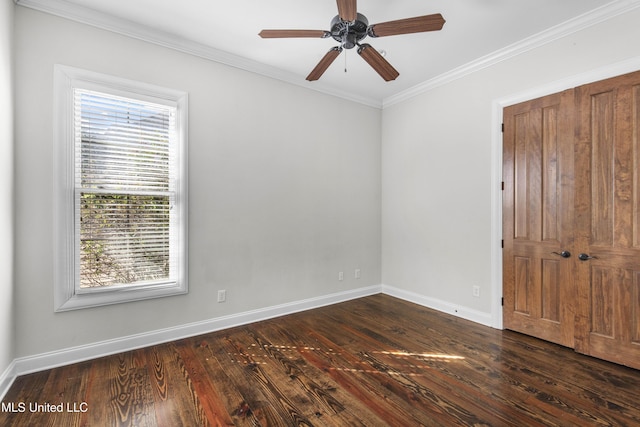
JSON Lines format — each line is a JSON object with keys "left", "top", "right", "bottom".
{"left": 202, "top": 330, "right": 287, "bottom": 426}
{"left": 3, "top": 295, "right": 640, "bottom": 426}
{"left": 314, "top": 298, "right": 566, "bottom": 425}
{"left": 188, "top": 337, "right": 266, "bottom": 426}
{"left": 246, "top": 320, "right": 387, "bottom": 426}
{"left": 368, "top": 296, "right": 640, "bottom": 425}
{"left": 297, "top": 319, "right": 454, "bottom": 426}
{"left": 110, "top": 350, "right": 156, "bottom": 426}
{"left": 332, "top": 295, "right": 640, "bottom": 426}
{"left": 300, "top": 308, "right": 517, "bottom": 426}
{"left": 84, "top": 354, "right": 119, "bottom": 426}
{"left": 221, "top": 328, "right": 317, "bottom": 426}
{"left": 173, "top": 339, "right": 235, "bottom": 426}
{"left": 246, "top": 329, "right": 346, "bottom": 418}
{"left": 143, "top": 344, "right": 204, "bottom": 427}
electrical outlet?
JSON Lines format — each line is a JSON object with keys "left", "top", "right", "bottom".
{"left": 217, "top": 289, "right": 226, "bottom": 303}
{"left": 472, "top": 286, "right": 480, "bottom": 298}
{"left": 355, "top": 268, "right": 361, "bottom": 279}
{"left": 338, "top": 271, "right": 344, "bottom": 281}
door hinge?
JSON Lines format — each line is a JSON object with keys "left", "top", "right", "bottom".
{"left": 501, "top": 123, "right": 504, "bottom": 132}
{"left": 501, "top": 297, "right": 504, "bottom": 306}
{"left": 501, "top": 181, "right": 504, "bottom": 191}
{"left": 501, "top": 239, "right": 504, "bottom": 248}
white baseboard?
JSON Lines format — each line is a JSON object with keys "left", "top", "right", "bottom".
{"left": 382, "top": 284, "right": 494, "bottom": 327}
{"left": 0, "top": 360, "right": 16, "bottom": 401}
{"left": 11, "top": 285, "right": 383, "bottom": 379}
{"left": 2, "top": 283, "right": 496, "bottom": 400}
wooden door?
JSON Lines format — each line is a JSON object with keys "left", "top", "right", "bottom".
{"left": 504, "top": 70, "right": 640, "bottom": 369}
{"left": 503, "top": 89, "right": 576, "bottom": 348}
{"left": 573, "top": 71, "right": 640, "bottom": 369}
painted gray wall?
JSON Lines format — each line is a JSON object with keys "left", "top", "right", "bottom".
{"left": 13, "top": 7, "right": 381, "bottom": 358}
{"left": 0, "top": 0, "right": 15, "bottom": 379}
{"left": 382, "top": 7, "right": 640, "bottom": 320}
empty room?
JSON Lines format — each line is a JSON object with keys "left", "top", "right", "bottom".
{"left": 2, "top": 0, "right": 640, "bottom": 425}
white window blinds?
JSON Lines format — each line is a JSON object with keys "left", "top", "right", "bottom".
{"left": 74, "top": 89, "right": 177, "bottom": 289}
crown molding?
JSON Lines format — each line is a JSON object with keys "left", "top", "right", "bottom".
{"left": 15, "top": 0, "right": 640, "bottom": 110}
{"left": 382, "top": 0, "right": 640, "bottom": 108}
{"left": 14, "top": 0, "right": 383, "bottom": 108}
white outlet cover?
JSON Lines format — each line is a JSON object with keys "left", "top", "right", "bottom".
{"left": 217, "top": 290, "right": 226, "bottom": 302}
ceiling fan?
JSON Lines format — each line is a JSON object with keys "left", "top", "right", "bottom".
{"left": 259, "top": 0, "right": 445, "bottom": 82}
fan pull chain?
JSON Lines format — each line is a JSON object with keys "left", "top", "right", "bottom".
{"left": 344, "top": 50, "right": 348, "bottom": 73}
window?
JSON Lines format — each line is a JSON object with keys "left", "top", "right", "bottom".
{"left": 54, "top": 65, "right": 188, "bottom": 311}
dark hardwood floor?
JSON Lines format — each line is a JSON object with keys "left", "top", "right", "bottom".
{"left": 2, "top": 294, "right": 640, "bottom": 426}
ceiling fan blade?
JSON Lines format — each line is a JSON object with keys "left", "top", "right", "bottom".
{"left": 368, "top": 13, "right": 445, "bottom": 38}
{"left": 306, "top": 47, "right": 343, "bottom": 81}
{"left": 357, "top": 44, "right": 399, "bottom": 81}
{"left": 336, "top": 0, "right": 357, "bottom": 22}
{"left": 259, "top": 29, "right": 329, "bottom": 38}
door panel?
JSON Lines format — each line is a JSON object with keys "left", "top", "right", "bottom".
{"left": 503, "top": 90, "right": 575, "bottom": 348}
{"left": 574, "top": 71, "right": 640, "bottom": 369}
{"left": 541, "top": 259, "right": 560, "bottom": 322}
{"left": 505, "top": 70, "right": 640, "bottom": 368}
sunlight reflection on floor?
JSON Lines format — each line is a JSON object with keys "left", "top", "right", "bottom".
{"left": 226, "top": 341, "right": 466, "bottom": 381}
{"left": 373, "top": 350, "right": 465, "bottom": 361}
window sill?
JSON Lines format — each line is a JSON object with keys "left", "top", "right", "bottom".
{"left": 54, "top": 281, "right": 188, "bottom": 312}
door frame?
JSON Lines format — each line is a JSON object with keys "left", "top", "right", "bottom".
{"left": 490, "top": 56, "right": 640, "bottom": 329}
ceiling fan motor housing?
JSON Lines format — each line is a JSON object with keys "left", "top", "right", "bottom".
{"left": 330, "top": 13, "right": 369, "bottom": 49}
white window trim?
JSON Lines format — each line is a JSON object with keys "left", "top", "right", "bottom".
{"left": 53, "top": 64, "right": 188, "bottom": 311}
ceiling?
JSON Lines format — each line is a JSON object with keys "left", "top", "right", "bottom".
{"left": 17, "top": 0, "right": 629, "bottom": 106}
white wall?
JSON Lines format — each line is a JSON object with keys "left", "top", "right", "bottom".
{"left": 382, "top": 7, "right": 640, "bottom": 324}
{"left": 13, "top": 7, "right": 381, "bottom": 358}
{"left": 0, "top": 0, "right": 15, "bottom": 382}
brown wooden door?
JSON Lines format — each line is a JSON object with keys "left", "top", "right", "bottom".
{"left": 504, "top": 70, "right": 640, "bottom": 369}
{"left": 573, "top": 71, "right": 640, "bottom": 369}
{"left": 503, "top": 90, "right": 576, "bottom": 348}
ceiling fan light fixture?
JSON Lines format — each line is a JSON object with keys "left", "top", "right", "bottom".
{"left": 342, "top": 32, "right": 358, "bottom": 49}
{"left": 258, "top": 2, "right": 444, "bottom": 82}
